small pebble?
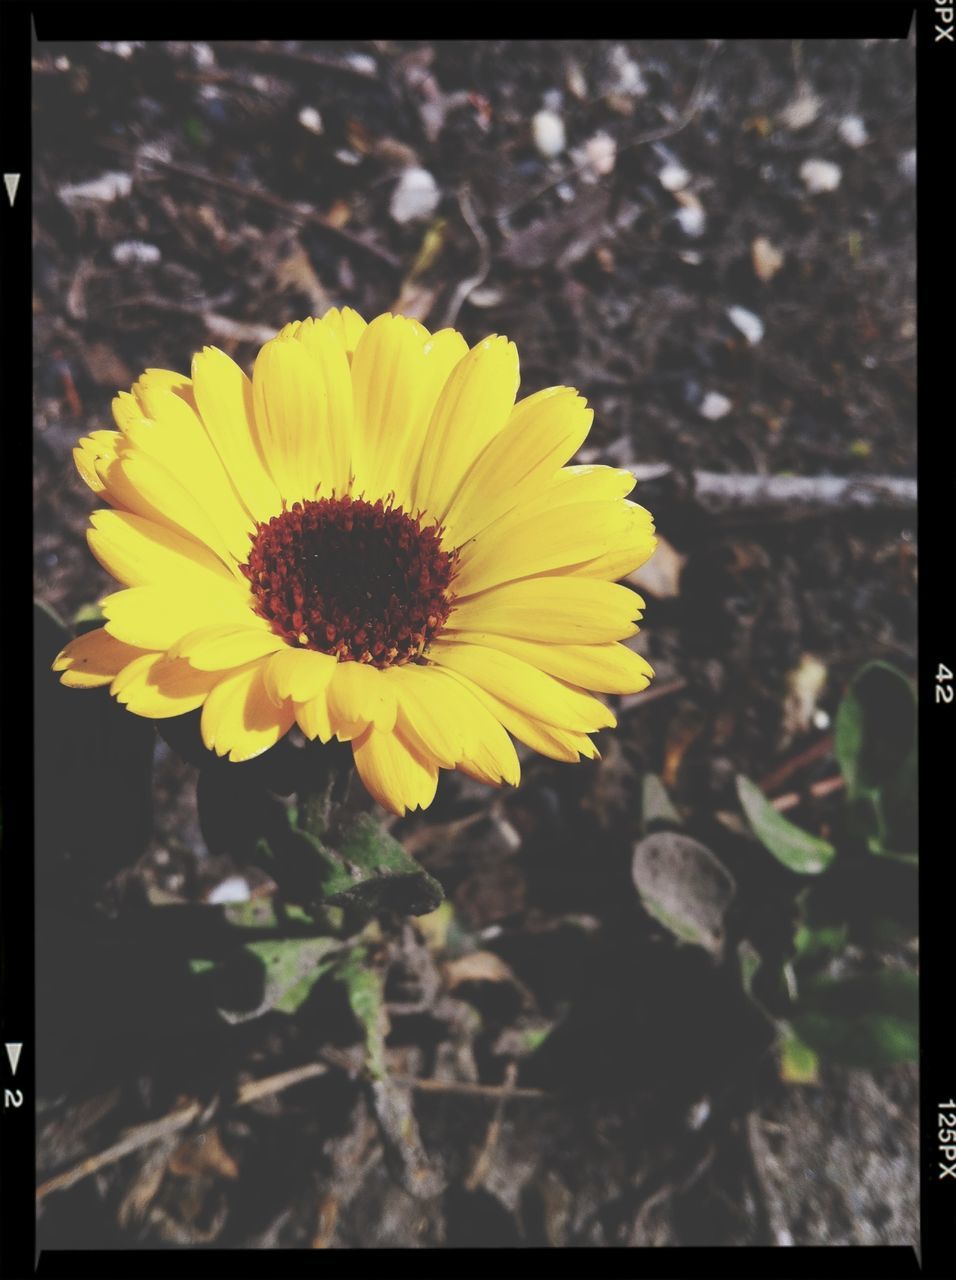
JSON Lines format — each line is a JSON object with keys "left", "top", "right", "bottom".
{"left": 699, "top": 391, "right": 732, "bottom": 420}
{"left": 97, "top": 41, "right": 141, "bottom": 59}
{"left": 898, "top": 149, "right": 916, "bottom": 183}
{"left": 838, "top": 115, "right": 869, "bottom": 148}
{"left": 111, "top": 240, "right": 161, "bottom": 266}
{"left": 344, "top": 52, "right": 377, "bottom": 76}
{"left": 54, "top": 55, "right": 70, "bottom": 71}
{"left": 582, "top": 130, "right": 617, "bottom": 178}
{"left": 727, "top": 305, "right": 765, "bottom": 346}
{"left": 298, "top": 105, "right": 323, "bottom": 135}
{"left": 608, "top": 45, "right": 647, "bottom": 97}
{"left": 812, "top": 708, "right": 831, "bottom": 731}
{"left": 58, "top": 171, "right": 132, "bottom": 204}
{"left": 675, "top": 202, "right": 706, "bottom": 238}
{"left": 532, "top": 108, "right": 566, "bottom": 158}
{"left": 779, "top": 86, "right": 822, "bottom": 131}
{"left": 751, "top": 235, "right": 785, "bottom": 282}
{"left": 206, "top": 876, "right": 252, "bottom": 905}
{"left": 658, "top": 161, "right": 690, "bottom": 192}
{"left": 800, "top": 159, "right": 842, "bottom": 193}
{"left": 390, "top": 167, "right": 441, "bottom": 224}
{"left": 192, "top": 42, "right": 215, "bottom": 69}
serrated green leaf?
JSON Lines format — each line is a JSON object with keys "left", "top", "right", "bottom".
{"left": 317, "top": 812, "right": 444, "bottom": 916}
{"left": 736, "top": 775, "right": 836, "bottom": 874}
{"left": 197, "top": 935, "right": 343, "bottom": 1024}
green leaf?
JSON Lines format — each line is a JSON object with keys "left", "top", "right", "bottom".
{"left": 778, "top": 1029, "right": 820, "bottom": 1084}
{"left": 834, "top": 661, "right": 917, "bottom": 801}
{"left": 335, "top": 946, "right": 387, "bottom": 1080}
{"left": 736, "top": 775, "right": 836, "bottom": 874}
{"left": 792, "top": 970, "right": 918, "bottom": 1069}
{"left": 632, "top": 831, "right": 735, "bottom": 955}
{"left": 314, "top": 812, "right": 444, "bottom": 917}
{"left": 641, "top": 773, "right": 683, "bottom": 832}
{"left": 195, "top": 935, "right": 342, "bottom": 1023}
{"left": 794, "top": 922, "right": 848, "bottom": 959}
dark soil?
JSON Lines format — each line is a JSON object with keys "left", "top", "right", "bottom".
{"left": 33, "top": 39, "right": 917, "bottom": 1251}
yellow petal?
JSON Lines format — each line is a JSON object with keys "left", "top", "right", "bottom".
{"left": 169, "top": 623, "right": 287, "bottom": 670}
{"left": 53, "top": 627, "right": 152, "bottom": 688}
{"left": 74, "top": 430, "right": 122, "bottom": 500}
{"left": 317, "top": 306, "right": 367, "bottom": 360}
{"left": 201, "top": 662, "right": 295, "bottom": 761}
{"left": 87, "top": 509, "right": 244, "bottom": 592}
{"left": 191, "top": 346, "right": 282, "bottom": 521}
{"left": 100, "top": 585, "right": 256, "bottom": 651}
{"left": 253, "top": 336, "right": 341, "bottom": 505}
{"left": 442, "top": 387, "right": 593, "bottom": 544}
{"left": 428, "top": 640, "right": 615, "bottom": 732}
{"left": 454, "top": 498, "right": 640, "bottom": 597}
{"left": 295, "top": 690, "right": 335, "bottom": 743}
{"left": 413, "top": 335, "right": 519, "bottom": 519}
{"left": 290, "top": 318, "right": 354, "bottom": 495}
{"left": 564, "top": 500, "right": 657, "bottom": 580}
{"left": 388, "top": 663, "right": 519, "bottom": 786}
{"left": 111, "top": 652, "right": 222, "bottom": 718}
{"left": 445, "top": 576, "right": 643, "bottom": 644}
{"left": 351, "top": 724, "right": 439, "bottom": 816}
{"left": 349, "top": 319, "right": 467, "bottom": 507}
{"left": 327, "top": 661, "right": 397, "bottom": 733}
{"left": 386, "top": 665, "right": 464, "bottom": 768}
{"left": 442, "top": 633, "right": 654, "bottom": 694}
{"left": 117, "top": 387, "right": 257, "bottom": 563}
{"left": 133, "top": 367, "right": 192, "bottom": 404}
{"left": 264, "top": 646, "right": 337, "bottom": 704}
{"left": 98, "top": 450, "right": 244, "bottom": 580}
{"left": 350, "top": 314, "right": 428, "bottom": 499}
{"left": 439, "top": 667, "right": 597, "bottom": 763}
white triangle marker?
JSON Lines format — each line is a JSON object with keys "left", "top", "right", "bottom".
{"left": 4, "top": 174, "right": 21, "bottom": 207}
{"left": 5, "top": 1042, "right": 23, "bottom": 1074}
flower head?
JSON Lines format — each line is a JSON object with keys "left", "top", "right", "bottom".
{"left": 54, "top": 310, "right": 656, "bottom": 814}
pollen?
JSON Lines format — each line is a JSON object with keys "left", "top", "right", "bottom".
{"left": 242, "top": 495, "right": 458, "bottom": 668}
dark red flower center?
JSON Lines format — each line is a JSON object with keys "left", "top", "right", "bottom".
{"left": 242, "top": 495, "right": 458, "bottom": 668}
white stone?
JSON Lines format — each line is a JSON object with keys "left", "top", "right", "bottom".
{"left": 727, "top": 305, "right": 765, "bottom": 346}
{"left": 298, "top": 106, "right": 324, "bottom": 135}
{"left": 800, "top": 159, "right": 842, "bottom": 194}
{"left": 58, "top": 171, "right": 132, "bottom": 205}
{"left": 676, "top": 203, "right": 706, "bottom": 238}
{"left": 699, "top": 391, "right": 732, "bottom": 420}
{"left": 389, "top": 167, "right": 441, "bottom": 224}
{"left": 780, "top": 86, "right": 822, "bottom": 131}
{"left": 206, "top": 876, "right": 252, "bottom": 905}
{"left": 608, "top": 45, "right": 647, "bottom": 97}
{"left": 583, "top": 130, "right": 617, "bottom": 177}
{"left": 659, "top": 162, "right": 690, "bottom": 192}
{"left": 532, "top": 109, "right": 566, "bottom": 158}
{"left": 111, "top": 240, "right": 161, "bottom": 266}
{"left": 838, "top": 115, "right": 868, "bottom": 148}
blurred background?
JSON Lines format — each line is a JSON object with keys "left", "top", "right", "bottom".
{"left": 34, "top": 39, "right": 916, "bottom": 1249}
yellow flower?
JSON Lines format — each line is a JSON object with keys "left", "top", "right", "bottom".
{"left": 53, "top": 309, "right": 656, "bottom": 815}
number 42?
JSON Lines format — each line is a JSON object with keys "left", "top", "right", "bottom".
{"left": 937, "top": 663, "right": 954, "bottom": 704}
